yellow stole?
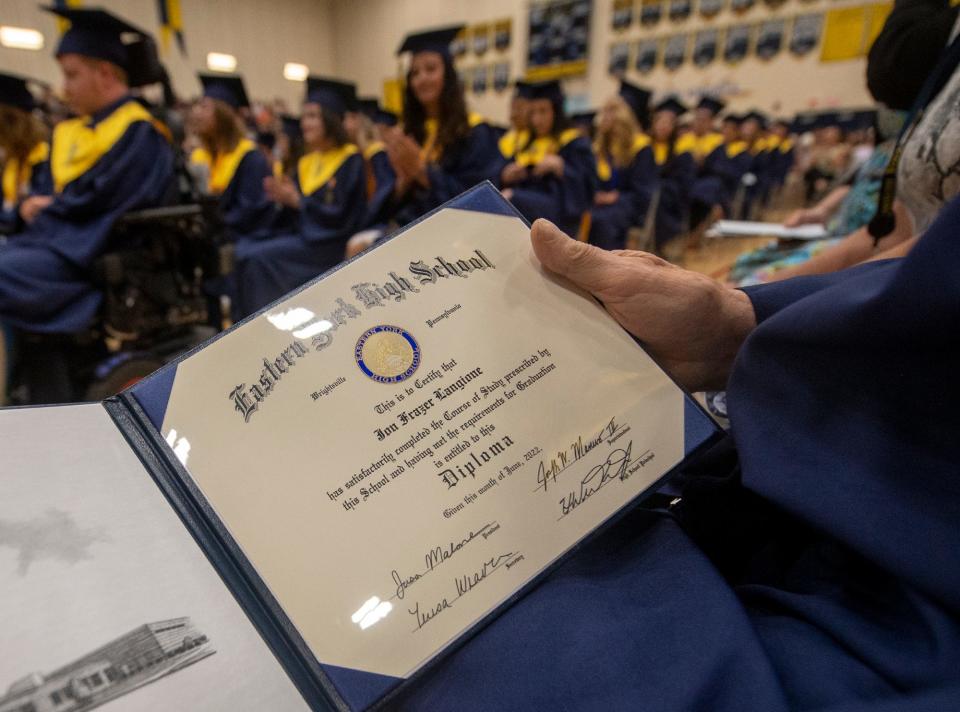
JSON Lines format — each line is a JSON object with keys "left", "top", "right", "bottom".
{"left": 597, "top": 134, "right": 651, "bottom": 181}
{"left": 297, "top": 143, "right": 359, "bottom": 196}
{"left": 190, "top": 138, "right": 257, "bottom": 195}
{"left": 51, "top": 100, "right": 161, "bottom": 193}
{"left": 422, "top": 112, "right": 486, "bottom": 163}
{"left": 363, "top": 141, "right": 386, "bottom": 161}
{"left": 778, "top": 138, "right": 794, "bottom": 154}
{"left": 516, "top": 128, "right": 582, "bottom": 168}
{"left": 693, "top": 132, "right": 725, "bottom": 161}
{"left": 498, "top": 128, "right": 530, "bottom": 160}
{"left": 2, "top": 141, "right": 49, "bottom": 206}
{"left": 725, "top": 140, "right": 749, "bottom": 158}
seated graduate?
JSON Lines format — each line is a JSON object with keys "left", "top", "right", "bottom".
{"left": 353, "top": 98, "right": 397, "bottom": 232}
{"left": 498, "top": 80, "right": 532, "bottom": 161}
{"left": 395, "top": 192, "right": 960, "bottom": 712}
{"left": 765, "top": 117, "right": 796, "bottom": 191}
{"left": 189, "top": 74, "right": 276, "bottom": 242}
{"left": 588, "top": 81, "right": 659, "bottom": 250}
{"left": 688, "top": 95, "right": 726, "bottom": 165}
{"left": 690, "top": 112, "right": 752, "bottom": 231}
{"left": 233, "top": 77, "right": 366, "bottom": 318}
{"left": 649, "top": 96, "right": 696, "bottom": 250}
{"left": 383, "top": 25, "right": 506, "bottom": 227}
{"left": 0, "top": 74, "right": 51, "bottom": 235}
{"left": 737, "top": 110, "right": 774, "bottom": 218}
{"left": 0, "top": 7, "right": 174, "bottom": 336}
{"left": 500, "top": 80, "right": 597, "bottom": 238}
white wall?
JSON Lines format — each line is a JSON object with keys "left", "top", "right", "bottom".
{"left": 0, "top": 0, "right": 336, "bottom": 107}
{"left": 330, "top": 0, "right": 876, "bottom": 124}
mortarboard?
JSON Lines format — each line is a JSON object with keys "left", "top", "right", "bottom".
{"left": 654, "top": 96, "right": 688, "bottom": 116}
{"left": 742, "top": 110, "right": 768, "bottom": 128}
{"left": 43, "top": 6, "right": 146, "bottom": 72}
{"left": 397, "top": 25, "right": 464, "bottom": 58}
{"left": 256, "top": 130, "right": 276, "bottom": 150}
{"left": 514, "top": 80, "right": 534, "bottom": 99}
{"left": 280, "top": 114, "right": 302, "bottom": 140}
{"left": 198, "top": 73, "right": 250, "bottom": 110}
{"left": 527, "top": 80, "right": 564, "bottom": 104}
{"left": 358, "top": 97, "right": 380, "bottom": 120}
{"left": 619, "top": 80, "right": 652, "bottom": 125}
{"left": 374, "top": 108, "right": 399, "bottom": 127}
{"left": 305, "top": 76, "right": 357, "bottom": 117}
{"left": 570, "top": 110, "right": 597, "bottom": 127}
{"left": 722, "top": 113, "right": 743, "bottom": 125}
{"left": 0, "top": 73, "right": 38, "bottom": 112}
{"left": 697, "top": 95, "right": 726, "bottom": 115}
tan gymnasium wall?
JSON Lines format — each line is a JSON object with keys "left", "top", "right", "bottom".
{"left": 0, "top": 0, "right": 337, "bottom": 108}
{"left": 330, "top": 0, "right": 878, "bottom": 125}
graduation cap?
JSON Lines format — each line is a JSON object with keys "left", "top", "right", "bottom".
{"left": 570, "top": 110, "right": 597, "bottom": 128}
{"left": 198, "top": 73, "right": 250, "bottom": 110}
{"left": 853, "top": 109, "right": 877, "bottom": 131}
{"left": 619, "top": 80, "right": 652, "bottom": 125}
{"left": 790, "top": 112, "right": 818, "bottom": 133}
{"left": 374, "top": 107, "right": 399, "bottom": 127}
{"left": 813, "top": 111, "right": 839, "bottom": 130}
{"left": 256, "top": 130, "right": 276, "bottom": 150}
{"left": 742, "top": 110, "right": 768, "bottom": 128}
{"left": 305, "top": 76, "right": 357, "bottom": 117}
{"left": 514, "top": 80, "right": 534, "bottom": 99}
{"left": 281, "top": 114, "right": 302, "bottom": 140}
{"left": 697, "top": 95, "right": 726, "bottom": 115}
{"left": 654, "top": 96, "right": 688, "bottom": 116}
{"left": 358, "top": 97, "right": 380, "bottom": 119}
{"left": 527, "top": 80, "right": 564, "bottom": 104}
{"left": 722, "top": 112, "right": 743, "bottom": 125}
{"left": 397, "top": 25, "right": 464, "bottom": 58}
{"left": 43, "top": 6, "right": 147, "bottom": 71}
{"left": 0, "top": 73, "right": 38, "bottom": 112}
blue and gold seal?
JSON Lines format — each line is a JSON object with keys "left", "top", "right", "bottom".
{"left": 355, "top": 325, "right": 421, "bottom": 384}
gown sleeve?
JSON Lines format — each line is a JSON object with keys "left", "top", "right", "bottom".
{"left": 297, "top": 153, "right": 367, "bottom": 243}
{"left": 364, "top": 148, "right": 397, "bottom": 229}
{"left": 422, "top": 122, "right": 508, "bottom": 207}
{"left": 219, "top": 150, "right": 277, "bottom": 242}
{"left": 556, "top": 135, "right": 598, "bottom": 227}
{"left": 622, "top": 145, "right": 659, "bottom": 224}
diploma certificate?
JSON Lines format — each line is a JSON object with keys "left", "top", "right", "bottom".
{"left": 130, "top": 185, "right": 718, "bottom": 707}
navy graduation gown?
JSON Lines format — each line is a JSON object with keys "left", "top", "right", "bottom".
{"left": 508, "top": 132, "right": 598, "bottom": 238}
{"left": 363, "top": 143, "right": 397, "bottom": 231}
{"left": 216, "top": 149, "right": 277, "bottom": 243}
{"left": 394, "top": 193, "right": 960, "bottom": 712}
{"left": 0, "top": 98, "right": 173, "bottom": 333}
{"left": 0, "top": 146, "right": 52, "bottom": 235}
{"left": 653, "top": 143, "right": 697, "bottom": 248}
{"left": 589, "top": 140, "right": 659, "bottom": 250}
{"left": 691, "top": 141, "right": 753, "bottom": 218}
{"left": 392, "top": 120, "right": 506, "bottom": 227}
{"left": 234, "top": 149, "right": 365, "bottom": 318}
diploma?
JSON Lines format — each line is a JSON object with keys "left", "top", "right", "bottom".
{"left": 129, "top": 183, "right": 719, "bottom": 709}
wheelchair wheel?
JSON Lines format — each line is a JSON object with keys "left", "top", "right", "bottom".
{"left": 84, "top": 356, "right": 165, "bottom": 401}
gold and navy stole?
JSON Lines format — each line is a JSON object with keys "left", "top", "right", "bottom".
{"left": 2, "top": 141, "right": 49, "bottom": 206}
{"left": 51, "top": 100, "right": 166, "bottom": 193}
{"left": 692, "top": 132, "right": 725, "bottom": 162}
{"left": 596, "top": 133, "right": 651, "bottom": 182}
{"left": 515, "top": 127, "right": 581, "bottom": 168}
{"left": 422, "top": 112, "right": 486, "bottom": 163}
{"left": 297, "top": 143, "right": 359, "bottom": 197}
{"left": 778, "top": 137, "right": 794, "bottom": 154}
{"left": 362, "top": 141, "right": 386, "bottom": 199}
{"left": 725, "top": 140, "right": 749, "bottom": 158}
{"left": 190, "top": 138, "right": 257, "bottom": 195}
{"left": 748, "top": 136, "right": 770, "bottom": 156}
{"left": 498, "top": 128, "right": 530, "bottom": 160}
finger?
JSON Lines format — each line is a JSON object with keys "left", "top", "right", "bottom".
{"left": 530, "top": 219, "right": 617, "bottom": 290}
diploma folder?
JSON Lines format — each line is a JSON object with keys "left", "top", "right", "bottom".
{"left": 2, "top": 183, "right": 722, "bottom": 711}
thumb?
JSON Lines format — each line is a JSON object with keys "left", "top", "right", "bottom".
{"left": 530, "top": 218, "right": 614, "bottom": 290}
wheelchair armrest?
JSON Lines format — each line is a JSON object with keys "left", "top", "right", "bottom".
{"left": 117, "top": 204, "right": 204, "bottom": 225}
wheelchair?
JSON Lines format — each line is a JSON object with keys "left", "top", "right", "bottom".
{"left": 9, "top": 199, "right": 230, "bottom": 405}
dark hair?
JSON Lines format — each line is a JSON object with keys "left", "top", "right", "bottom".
{"left": 321, "top": 107, "right": 349, "bottom": 147}
{"left": 402, "top": 52, "right": 469, "bottom": 159}
{"left": 518, "top": 95, "right": 569, "bottom": 154}
{"left": 200, "top": 99, "right": 243, "bottom": 155}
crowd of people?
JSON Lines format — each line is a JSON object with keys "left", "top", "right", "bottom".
{"left": 0, "top": 1, "right": 959, "bottom": 709}
{"left": 0, "top": 7, "right": 892, "bottom": 341}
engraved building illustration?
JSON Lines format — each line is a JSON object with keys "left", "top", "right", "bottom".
{"left": 0, "top": 618, "right": 214, "bottom": 712}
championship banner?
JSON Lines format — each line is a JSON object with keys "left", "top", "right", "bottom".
{"left": 609, "top": 41, "right": 630, "bottom": 75}
{"left": 451, "top": 28, "right": 468, "bottom": 58}
{"left": 693, "top": 28, "right": 719, "bottom": 67}
{"left": 756, "top": 18, "right": 786, "bottom": 59}
{"left": 641, "top": 0, "right": 664, "bottom": 26}
{"left": 494, "top": 20, "right": 512, "bottom": 51}
{"left": 790, "top": 13, "right": 822, "bottom": 56}
{"left": 723, "top": 24, "right": 751, "bottom": 63}
{"left": 526, "top": 0, "right": 592, "bottom": 81}
{"left": 156, "top": 0, "right": 187, "bottom": 56}
{"left": 663, "top": 33, "right": 688, "bottom": 70}
{"left": 820, "top": 6, "right": 867, "bottom": 61}
{"left": 730, "top": 0, "right": 756, "bottom": 14}
{"left": 699, "top": 0, "right": 725, "bottom": 18}
{"left": 472, "top": 65, "right": 489, "bottom": 94}
{"left": 612, "top": 0, "right": 635, "bottom": 29}
{"left": 493, "top": 62, "right": 510, "bottom": 91}
{"left": 669, "top": 0, "right": 693, "bottom": 21}
{"left": 635, "top": 37, "right": 660, "bottom": 73}
{"left": 472, "top": 24, "right": 490, "bottom": 56}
